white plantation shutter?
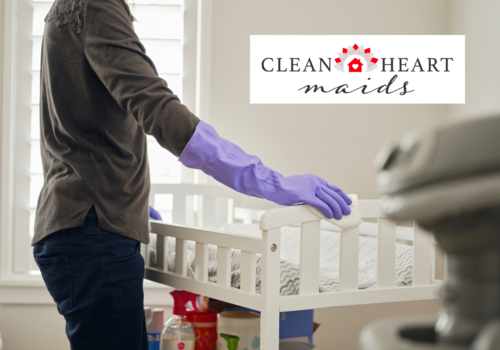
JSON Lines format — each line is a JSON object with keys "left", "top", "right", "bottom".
{"left": 24, "top": 0, "right": 187, "bottom": 272}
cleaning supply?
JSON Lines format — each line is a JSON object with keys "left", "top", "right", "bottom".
{"left": 217, "top": 311, "right": 260, "bottom": 350}
{"left": 161, "top": 290, "right": 199, "bottom": 350}
{"left": 178, "top": 120, "right": 352, "bottom": 220}
{"left": 187, "top": 308, "right": 219, "bottom": 350}
{"left": 307, "top": 194, "right": 362, "bottom": 229}
{"left": 146, "top": 307, "right": 164, "bottom": 350}
{"left": 220, "top": 334, "right": 240, "bottom": 350}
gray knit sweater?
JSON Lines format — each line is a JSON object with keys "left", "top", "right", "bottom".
{"left": 32, "top": 0, "right": 199, "bottom": 245}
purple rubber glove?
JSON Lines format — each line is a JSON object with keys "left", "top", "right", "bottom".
{"left": 179, "top": 121, "right": 352, "bottom": 219}
{"left": 149, "top": 206, "right": 162, "bottom": 221}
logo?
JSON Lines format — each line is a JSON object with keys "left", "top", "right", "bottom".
{"left": 250, "top": 35, "right": 465, "bottom": 104}
{"left": 334, "top": 44, "right": 378, "bottom": 73}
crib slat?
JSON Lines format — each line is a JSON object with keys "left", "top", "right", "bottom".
{"left": 202, "top": 196, "right": 215, "bottom": 228}
{"left": 261, "top": 228, "right": 281, "bottom": 350}
{"left": 172, "top": 195, "right": 187, "bottom": 225}
{"left": 339, "top": 227, "right": 359, "bottom": 291}
{"left": 431, "top": 235, "right": 446, "bottom": 282}
{"left": 413, "top": 224, "right": 432, "bottom": 286}
{"left": 175, "top": 238, "right": 188, "bottom": 277}
{"left": 217, "top": 246, "right": 231, "bottom": 288}
{"left": 299, "top": 220, "right": 321, "bottom": 295}
{"left": 195, "top": 242, "right": 209, "bottom": 282}
{"left": 185, "top": 195, "right": 195, "bottom": 226}
{"left": 377, "top": 218, "right": 396, "bottom": 288}
{"left": 156, "top": 235, "right": 166, "bottom": 271}
{"left": 241, "top": 251, "right": 256, "bottom": 294}
{"left": 214, "top": 198, "right": 230, "bottom": 227}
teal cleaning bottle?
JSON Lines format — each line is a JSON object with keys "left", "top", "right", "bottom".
{"left": 161, "top": 291, "right": 198, "bottom": 350}
{"left": 220, "top": 334, "right": 240, "bottom": 350}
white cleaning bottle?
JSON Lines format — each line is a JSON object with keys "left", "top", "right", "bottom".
{"left": 161, "top": 290, "right": 198, "bottom": 350}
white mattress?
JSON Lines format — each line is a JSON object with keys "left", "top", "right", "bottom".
{"left": 148, "top": 223, "right": 413, "bottom": 296}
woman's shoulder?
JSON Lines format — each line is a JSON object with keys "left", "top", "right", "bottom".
{"left": 45, "top": 0, "right": 135, "bottom": 35}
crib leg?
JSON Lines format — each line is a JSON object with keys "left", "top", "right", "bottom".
{"left": 261, "top": 228, "right": 281, "bottom": 350}
{"left": 261, "top": 308, "right": 280, "bottom": 350}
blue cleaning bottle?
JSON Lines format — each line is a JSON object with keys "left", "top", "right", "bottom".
{"left": 146, "top": 307, "right": 164, "bottom": 350}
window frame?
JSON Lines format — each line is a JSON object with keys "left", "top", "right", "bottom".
{"left": 0, "top": 0, "right": 213, "bottom": 304}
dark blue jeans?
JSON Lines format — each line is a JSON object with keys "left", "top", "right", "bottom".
{"left": 34, "top": 206, "right": 148, "bottom": 350}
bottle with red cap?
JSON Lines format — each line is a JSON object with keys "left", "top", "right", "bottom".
{"left": 161, "top": 290, "right": 198, "bottom": 350}
{"left": 187, "top": 307, "right": 219, "bottom": 350}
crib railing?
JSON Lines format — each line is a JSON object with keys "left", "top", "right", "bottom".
{"left": 145, "top": 185, "right": 442, "bottom": 350}
{"left": 146, "top": 221, "right": 264, "bottom": 311}
{"left": 258, "top": 201, "right": 437, "bottom": 294}
{"left": 146, "top": 202, "right": 441, "bottom": 304}
{"left": 146, "top": 184, "right": 442, "bottom": 302}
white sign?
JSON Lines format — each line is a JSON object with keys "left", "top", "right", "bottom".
{"left": 250, "top": 35, "right": 465, "bottom": 104}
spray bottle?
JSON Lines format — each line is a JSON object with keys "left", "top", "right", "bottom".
{"left": 161, "top": 290, "right": 199, "bottom": 350}
{"left": 220, "top": 334, "right": 240, "bottom": 350}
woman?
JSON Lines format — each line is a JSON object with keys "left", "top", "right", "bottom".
{"left": 32, "top": 0, "right": 352, "bottom": 348}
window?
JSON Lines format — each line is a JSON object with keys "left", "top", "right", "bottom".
{"left": 1, "top": 0, "right": 211, "bottom": 279}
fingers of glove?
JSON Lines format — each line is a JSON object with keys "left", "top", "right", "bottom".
{"left": 308, "top": 197, "right": 334, "bottom": 219}
{"left": 324, "top": 184, "right": 352, "bottom": 206}
{"left": 316, "top": 188, "right": 343, "bottom": 220}
{"left": 322, "top": 186, "right": 352, "bottom": 216}
{"left": 313, "top": 177, "right": 352, "bottom": 206}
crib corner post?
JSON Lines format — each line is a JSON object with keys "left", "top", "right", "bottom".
{"left": 261, "top": 228, "right": 281, "bottom": 350}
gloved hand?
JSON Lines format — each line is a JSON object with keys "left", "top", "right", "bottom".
{"left": 179, "top": 121, "right": 352, "bottom": 219}
{"left": 149, "top": 206, "right": 162, "bottom": 221}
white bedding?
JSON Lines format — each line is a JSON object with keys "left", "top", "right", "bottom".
{"left": 148, "top": 223, "right": 413, "bottom": 296}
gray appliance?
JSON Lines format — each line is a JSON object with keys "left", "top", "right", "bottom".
{"left": 359, "top": 116, "right": 500, "bottom": 350}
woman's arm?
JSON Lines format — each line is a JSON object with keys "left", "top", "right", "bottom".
{"left": 81, "top": 0, "right": 352, "bottom": 219}
{"left": 82, "top": 0, "right": 199, "bottom": 157}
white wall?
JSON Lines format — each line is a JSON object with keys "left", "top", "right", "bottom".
{"left": 208, "top": 0, "right": 450, "bottom": 200}
{"left": 0, "top": 0, "right": 450, "bottom": 349}
{"left": 448, "top": 0, "right": 500, "bottom": 121}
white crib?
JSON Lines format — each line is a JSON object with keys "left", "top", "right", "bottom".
{"left": 144, "top": 183, "right": 443, "bottom": 349}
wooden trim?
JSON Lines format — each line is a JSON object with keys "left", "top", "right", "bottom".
{"left": 1, "top": 0, "right": 18, "bottom": 280}
{"left": 0, "top": 281, "right": 174, "bottom": 305}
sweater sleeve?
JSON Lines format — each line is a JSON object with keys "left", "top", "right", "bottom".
{"left": 81, "top": 0, "right": 199, "bottom": 157}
